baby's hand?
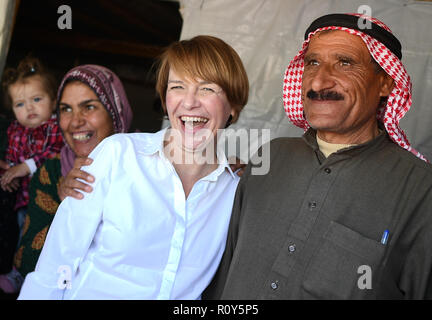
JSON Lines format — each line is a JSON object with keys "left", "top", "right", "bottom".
{"left": 1, "top": 177, "right": 20, "bottom": 192}
{"left": 0, "top": 159, "right": 10, "bottom": 170}
{"left": 0, "top": 163, "right": 30, "bottom": 189}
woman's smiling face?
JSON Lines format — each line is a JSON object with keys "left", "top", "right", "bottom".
{"left": 59, "top": 81, "right": 114, "bottom": 157}
{"left": 165, "top": 68, "right": 234, "bottom": 151}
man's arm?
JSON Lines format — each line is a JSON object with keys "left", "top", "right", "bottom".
{"left": 202, "top": 161, "right": 252, "bottom": 299}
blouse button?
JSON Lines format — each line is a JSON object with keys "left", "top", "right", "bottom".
{"left": 270, "top": 281, "right": 279, "bottom": 290}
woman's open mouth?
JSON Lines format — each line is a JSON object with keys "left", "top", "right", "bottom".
{"left": 72, "top": 132, "right": 94, "bottom": 141}
{"left": 180, "top": 116, "right": 209, "bottom": 127}
{"left": 180, "top": 116, "right": 209, "bottom": 134}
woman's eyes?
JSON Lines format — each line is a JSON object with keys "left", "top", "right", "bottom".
{"left": 59, "top": 105, "right": 72, "bottom": 113}
{"left": 168, "top": 85, "right": 217, "bottom": 93}
{"left": 169, "top": 85, "right": 184, "bottom": 90}
{"left": 59, "top": 103, "right": 98, "bottom": 113}
{"left": 199, "top": 86, "right": 216, "bottom": 93}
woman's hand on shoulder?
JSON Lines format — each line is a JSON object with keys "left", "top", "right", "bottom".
{"left": 58, "top": 157, "right": 95, "bottom": 201}
{"left": 228, "top": 156, "right": 247, "bottom": 177}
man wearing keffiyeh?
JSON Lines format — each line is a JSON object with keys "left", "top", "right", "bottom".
{"left": 204, "top": 13, "right": 432, "bottom": 299}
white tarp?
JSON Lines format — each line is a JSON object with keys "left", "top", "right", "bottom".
{"left": 0, "top": 0, "right": 16, "bottom": 80}
{"left": 171, "top": 0, "right": 432, "bottom": 161}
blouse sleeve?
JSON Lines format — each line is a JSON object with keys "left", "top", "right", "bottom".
{"left": 18, "top": 137, "right": 117, "bottom": 300}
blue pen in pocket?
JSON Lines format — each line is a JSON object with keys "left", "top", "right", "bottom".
{"left": 381, "top": 229, "right": 389, "bottom": 245}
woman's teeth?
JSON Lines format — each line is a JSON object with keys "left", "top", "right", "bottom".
{"left": 73, "top": 133, "right": 92, "bottom": 141}
{"left": 180, "top": 116, "right": 208, "bottom": 125}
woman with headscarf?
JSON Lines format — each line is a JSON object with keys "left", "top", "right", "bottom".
{"left": 12, "top": 65, "right": 133, "bottom": 289}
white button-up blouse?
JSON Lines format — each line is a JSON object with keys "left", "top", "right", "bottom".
{"left": 18, "top": 129, "right": 239, "bottom": 299}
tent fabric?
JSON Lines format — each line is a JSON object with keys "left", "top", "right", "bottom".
{"left": 0, "top": 0, "right": 16, "bottom": 81}
{"left": 172, "top": 0, "right": 432, "bottom": 161}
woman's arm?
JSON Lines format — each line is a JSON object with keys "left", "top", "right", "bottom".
{"left": 18, "top": 137, "right": 116, "bottom": 299}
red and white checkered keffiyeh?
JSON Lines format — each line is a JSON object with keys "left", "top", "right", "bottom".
{"left": 282, "top": 13, "right": 427, "bottom": 162}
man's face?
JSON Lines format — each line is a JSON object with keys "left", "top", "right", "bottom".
{"left": 302, "top": 30, "right": 394, "bottom": 143}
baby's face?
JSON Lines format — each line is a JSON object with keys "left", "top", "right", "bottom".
{"left": 9, "top": 75, "right": 55, "bottom": 128}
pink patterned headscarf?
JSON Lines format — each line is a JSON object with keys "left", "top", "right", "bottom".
{"left": 57, "top": 65, "right": 134, "bottom": 176}
{"left": 282, "top": 13, "right": 427, "bottom": 162}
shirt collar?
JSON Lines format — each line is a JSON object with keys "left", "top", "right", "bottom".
{"left": 203, "top": 147, "right": 237, "bottom": 181}
{"left": 316, "top": 135, "right": 356, "bottom": 158}
{"left": 303, "top": 128, "right": 388, "bottom": 158}
{"left": 139, "top": 127, "right": 237, "bottom": 181}
{"left": 138, "top": 127, "right": 169, "bottom": 156}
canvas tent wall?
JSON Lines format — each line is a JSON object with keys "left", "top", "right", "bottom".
{"left": 168, "top": 0, "right": 432, "bottom": 162}
{"left": 0, "top": 0, "right": 16, "bottom": 81}
{"left": 1, "top": 0, "right": 431, "bottom": 161}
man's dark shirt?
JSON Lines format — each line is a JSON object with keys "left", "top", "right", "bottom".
{"left": 204, "top": 129, "right": 432, "bottom": 299}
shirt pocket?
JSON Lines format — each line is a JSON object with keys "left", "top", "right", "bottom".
{"left": 302, "top": 221, "right": 385, "bottom": 299}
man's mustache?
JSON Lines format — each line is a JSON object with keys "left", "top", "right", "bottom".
{"left": 306, "top": 90, "right": 345, "bottom": 101}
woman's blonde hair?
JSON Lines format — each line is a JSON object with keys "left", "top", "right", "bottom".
{"left": 155, "top": 35, "right": 249, "bottom": 123}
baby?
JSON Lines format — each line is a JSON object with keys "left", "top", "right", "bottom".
{"left": 0, "top": 57, "right": 64, "bottom": 208}
{"left": 0, "top": 57, "right": 64, "bottom": 294}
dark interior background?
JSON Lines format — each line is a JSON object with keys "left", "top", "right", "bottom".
{"left": 1, "top": 0, "right": 183, "bottom": 132}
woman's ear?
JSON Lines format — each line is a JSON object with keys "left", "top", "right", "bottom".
{"left": 230, "top": 107, "right": 239, "bottom": 123}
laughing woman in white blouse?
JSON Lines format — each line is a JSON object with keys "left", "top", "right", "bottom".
{"left": 18, "top": 35, "right": 249, "bottom": 300}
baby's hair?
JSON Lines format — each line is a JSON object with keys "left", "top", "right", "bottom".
{"left": 1, "top": 56, "right": 57, "bottom": 109}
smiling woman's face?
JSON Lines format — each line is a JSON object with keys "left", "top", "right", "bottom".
{"left": 59, "top": 81, "right": 114, "bottom": 157}
{"left": 165, "top": 68, "right": 233, "bottom": 151}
